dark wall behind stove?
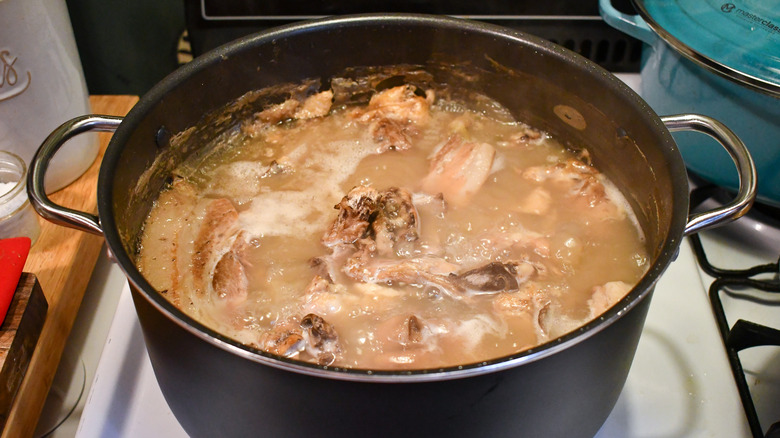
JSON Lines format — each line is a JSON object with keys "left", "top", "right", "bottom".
{"left": 65, "top": 0, "right": 639, "bottom": 96}
{"left": 66, "top": 0, "right": 186, "bottom": 96}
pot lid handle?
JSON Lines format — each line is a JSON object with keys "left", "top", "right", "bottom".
{"left": 28, "top": 115, "right": 122, "bottom": 235}
{"left": 599, "top": 0, "right": 657, "bottom": 45}
{"left": 661, "top": 114, "right": 757, "bottom": 235}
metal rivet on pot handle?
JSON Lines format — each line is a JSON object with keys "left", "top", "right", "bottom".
{"left": 27, "top": 115, "right": 123, "bottom": 235}
{"left": 661, "top": 114, "right": 757, "bottom": 236}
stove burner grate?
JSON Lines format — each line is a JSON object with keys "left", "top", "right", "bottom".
{"left": 690, "top": 233, "right": 780, "bottom": 438}
{"left": 689, "top": 185, "right": 780, "bottom": 438}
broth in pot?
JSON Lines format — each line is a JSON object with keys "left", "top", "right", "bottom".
{"left": 136, "top": 80, "right": 648, "bottom": 370}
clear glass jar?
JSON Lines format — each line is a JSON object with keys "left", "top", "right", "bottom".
{"left": 0, "top": 150, "right": 40, "bottom": 244}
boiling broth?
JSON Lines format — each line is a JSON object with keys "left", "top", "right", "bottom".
{"left": 137, "top": 84, "right": 648, "bottom": 370}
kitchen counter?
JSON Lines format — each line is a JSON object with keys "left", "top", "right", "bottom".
{"left": 4, "top": 96, "right": 138, "bottom": 438}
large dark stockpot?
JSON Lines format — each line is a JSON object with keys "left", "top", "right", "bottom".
{"left": 29, "top": 15, "right": 755, "bottom": 438}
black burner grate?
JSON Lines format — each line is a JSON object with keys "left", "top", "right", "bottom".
{"left": 689, "top": 186, "right": 780, "bottom": 438}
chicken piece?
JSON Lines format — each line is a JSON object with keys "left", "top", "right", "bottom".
{"left": 322, "top": 185, "right": 421, "bottom": 256}
{"left": 243, "top": 91, "right": 334, "bottom": 138}
{"left": 254, "top": 99, "right": 299, "bottom": 125}
{"left": 587, "top": 281, "right": 632, "bottom": 317}
{"left": 294, "top": 90, "right": 333, "bottom": 120}
{"left": 420, "top": 135, "right": 496, "bottom": 207}
{"left": 517, "top": 187, "right": 552, "bottom": 215}
{"left": 343, "top": 255, "right": 460, "bottom": 296}
{"left": 190, "top": 198, "right": 241, "bottom": 295}
{"left": 404, "top": 315, "right": 425, "bottom": 344}
{"left": 372, "top": 187, "right": 420, "bottom": 256}
{"left": 522, "top": 158, "right": 624, "bottom": 220}
{"left": 321, "top": 186, "right": 381, "bottom": 248}
{"left": 300, "top": 275, "right": 350, "bottom": 316}
{"left": 493, "top": 291, "right": 534, "bottom": 316}
{"left": 508, "top": 125, "right": 544, "bottom": 145}
{"left": 411, "top": 191, "right": 447, "bottom": 214}
{"left": 300, "top": 313, "right": 342, "bottom": 366}
{"left": 259, "top": 318, "right": 306, "bottom": 358}
{"left": 375, "top": 314, "right": 431, "bottom": 348}
{"left": 534, "top": 282, "right": 629, "bottom": 341}
{"left": 360, "top": 85, "right": 431, "bottom": 125}
{"left": 369, "top": 118, "right": 416, "bottom": 152}
{"left": 353, "top": 85, "right": 432, "bottom": 153}
{"left": 309, "top": 243, "right": 358, "bottom": 285}
{"left": 216, "top": 231, "right": 253, "bottom": 303}
{"left": 492, "top": 282, "right": 548, "bottom": 316}
{"left": 451, "top": 261, "right": 538, "bottom": 295}
{"left": 212, "top": 251, "right": 248, "bottom": 305}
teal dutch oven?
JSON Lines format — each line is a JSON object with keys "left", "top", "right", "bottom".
{"left": 601, "top": 0, "right": 780, "bottom": 206}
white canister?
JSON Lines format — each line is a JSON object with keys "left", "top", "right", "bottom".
{"left": 0, "top": 0, "right": 97, "bottom": 193}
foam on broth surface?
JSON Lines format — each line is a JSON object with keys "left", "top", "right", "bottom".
{"left": 137, "top": 84, "right": 648, "bottom": 370}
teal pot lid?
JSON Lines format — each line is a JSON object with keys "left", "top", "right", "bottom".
{"left": 633, "top": 0, "right": 780, "bottom": 97}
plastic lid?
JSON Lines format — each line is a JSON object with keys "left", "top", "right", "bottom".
{"left": 632, "top": 0, "right": 780, "bottom": 97}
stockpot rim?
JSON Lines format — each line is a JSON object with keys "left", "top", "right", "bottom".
{"left": 98, "top": 13, "right": 688, "bottom": 383}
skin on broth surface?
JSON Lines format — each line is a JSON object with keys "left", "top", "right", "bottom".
{"left": 137, "top": 84, "right": 648, "bottom": 370}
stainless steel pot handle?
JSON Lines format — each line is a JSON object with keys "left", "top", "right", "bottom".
{"left": 27, "top": 115, "right": 123, "bottom": 236}
{"left": 662, "top": 114, "right": 757, "bottom": 236}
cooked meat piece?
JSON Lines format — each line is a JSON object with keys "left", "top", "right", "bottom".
{"left": 244, "top": 91, "right": 333, "bottom": 138}
{"left": 588, "top": 281, "right": 632, "bottom": 317}
{"left": 300, "top": 313, "right": 342, "bottom": 366}
{"left": 522, "top": 158, "right": 625, "bottom": 220}
{"left": 300, "top": 275, "right": 351, "bottom": 316}
{"left": 191, "top": 198, "right": 241, "bottom": 298}
{"left": 259, "top": 318, "right": 306, "bottom": 358}
{"left": 309, "top": 243, "right": 360, "bottom": 285}
{"left": 294, "top": 90, "right": 334, "bottom": 120}
{"left": 212, "top": 251, "right": 248, "bottom": 305}
{"left": 482, "top": 230, "right": 551, "bottom": 260}
{"left": 405, "top": 315, "right": 425, "bottom": 344}
{"left": 453, "top": 262, "right": 518, "bottom": 293}
{"left": 420, "top": 135, "right": 496, "bottom": 207}
{"left": 322, "top": 186, "right": 421, "bottom": 256}
{"left": 360, "top": 85, "right": 431, "bottom": 125}
{"left": 375, "top": 314, "right": 431, "bottom": 352}
{"left": 536, "top": 281, "right": 627, "bottom": 340}
{"left": 352, "top": 85, "right": 432, "bottom": 153}
{"left": 373, "top": 187, "right": 420, "bottom": 256}
{"left": 493, "top": 291, "right": 533, "bottom": 316}
{"left": 411, "top": 191, "right": 447, "bottom": 213}
{"left": 508, "top": 125, "right": 543, "bottom": 145}
{"left": 451, "top": 261, "right": 539, "bottom": 295}
{"left": 492, "top": 282, "right": 548, "bottom": 315}
{"left": 369, "top": 117, "right": 416, "bottom": 152}
{"left": 451, "top": 262, "right": 517, "bottom": 294}
{"left": 309, "top": 257, "right": 334, "bottom": 283}
{"left": 517, "top": 187, "right": 552, "bottom": 215}
{"left": 343, "top": 256, "right": 459, "bottom": 295}
{"left": 322, "top": 186, "right": 381, "bottom": 248}
{"left": 254, "top": 99, "right": 300, "bottom": 125}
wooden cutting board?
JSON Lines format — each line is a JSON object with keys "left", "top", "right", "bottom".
{"left": 1, "top": 96, "right": 138, "bottom": 438}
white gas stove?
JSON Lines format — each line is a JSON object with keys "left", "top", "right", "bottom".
{"left": 36, "top": 74, "right": 780, "bottom": 438}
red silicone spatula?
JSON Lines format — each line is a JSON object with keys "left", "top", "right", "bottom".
{"left": 0, "top": 237, "right": 31, "bottom": 323}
